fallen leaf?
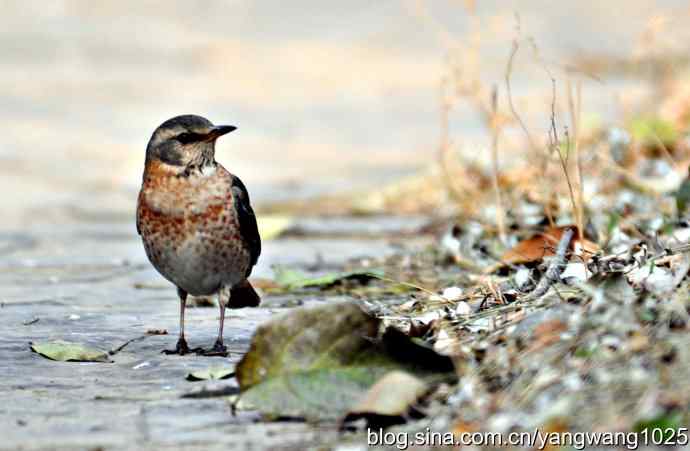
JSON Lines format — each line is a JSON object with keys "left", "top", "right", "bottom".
{"left": 629, "top": 116, "right": 678, "bottom": 146}
{"left": 182, "top": 386, "right": 240, "bottom": 398}
{"left": 248, "top": 277, "right": 280, "bottom": 291}
{"left": 500, "top": 226, "right": 599, "bottom": 266}
{"left": 257, "top": 214, "right": 293, "bottom": 240}
{"left": 146, "top": 329, "right": 168, "bottom": 335}
{"left": 452, "top": 419, "right": 480, "bottom": 437}
{"left": 30, "top": 341, "right": 112, "bottom": 362}
{"left": 540, "top": 418, "right": 570, "bottom": 451}
{"left": 235, "top": 301, "right": 454, "bottom": 420}
{"left": 133, "top": 282, "right": 169, "bottom": 290}
{"left": 343, "top": 370, "right": 428, "bottom": 428}
{"left": 675, "top": 173, "right": 690, "bottom": 216}
{"left": 186, "top": 366, "right": 235, "bottom": 381}
{"left": 634, "top": 411, "right": 683, "bottom": 437}
{"left": 528, "top": 320, "right": 568, "bottom": 353}
{"left": 273, "top": 267, "right": 384, "bottom": 290}
{"left": 533, "top": 319, "right": 568, "bottom": 335}
{"left": 628, "top": 332, "right": 650, "bottom": 353}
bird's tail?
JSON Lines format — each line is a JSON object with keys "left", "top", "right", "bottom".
{"left": 228, "top": 279, "right": 261, "bottom": 308}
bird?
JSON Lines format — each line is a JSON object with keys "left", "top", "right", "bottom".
{"left": 136, "top": 114, "right": 261, "bottom": 356}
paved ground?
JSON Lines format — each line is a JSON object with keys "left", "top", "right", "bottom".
{"left": 0, "top": 220, "right": 403, "bottom": 451}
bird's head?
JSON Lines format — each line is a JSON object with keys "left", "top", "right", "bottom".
{"left": 145, "top": 114, "right": 236, "bottom": 170}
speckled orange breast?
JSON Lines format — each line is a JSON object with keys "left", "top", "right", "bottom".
{"left": 136, "top": 161, "right": 250, "bottom": 295}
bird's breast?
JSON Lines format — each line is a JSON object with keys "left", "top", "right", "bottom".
{"left": 136, "top": 165, "right": 249, "bottom": 295}
{"left": 138, "top": 170, "right": 235, "bottom": 235}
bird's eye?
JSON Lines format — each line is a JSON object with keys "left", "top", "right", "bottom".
{"left": 175, "top": 132, "right": 198, "bottom": 144}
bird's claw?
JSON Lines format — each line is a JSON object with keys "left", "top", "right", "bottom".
{"left": 196, "top": 340, "right": 228, "bottom": 357}
{"left": 162, "top": 337, "right": 203, "bottom": 356}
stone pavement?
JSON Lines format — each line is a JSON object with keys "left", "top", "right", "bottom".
{"left": 0, "top": 221, "right": 400, "bottom": 450}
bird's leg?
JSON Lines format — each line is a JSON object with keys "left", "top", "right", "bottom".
{"left": 162, "top": 288, "right": 192, "bottom": 355}
{"left": 200, "top": 286, "right": 229, "bottom": 356}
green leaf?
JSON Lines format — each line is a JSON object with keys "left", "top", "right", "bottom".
{"left": 235, "top": 301, "right": 455, "bottom": 421}
{"left": 675, "top": 178, "right": 690, "bottom": 216}
{"left": 605, "top": 211, "right": 621, "bottom": 237}
{"left": 634, "top": 411, "right": 683, "bottom": 437}
{"left": 186, "top": 366, "right": 235, "bottom": 381}
{"left": 236, "top": 367, "right": 385, "bottom": 420}
{"left": 273, "top": 267, "right": 385, "bottom": 290}
{"left": 30, "top": 341, "right": 112, "bottom": 362}
{"left": 573, "top": 346, "right": 596, "bottom": 359}
{"left": 257, "top": 214, "right": 293, "bottom": 241}
{"left": 629, "top": 116, "right": 678, "bottom": 146}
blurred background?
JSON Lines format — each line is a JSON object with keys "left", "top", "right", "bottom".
{"left": 3, "top": 0, "right": 690, "bottom": 231}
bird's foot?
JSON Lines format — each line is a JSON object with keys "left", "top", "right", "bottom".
{"left": 196, "top": 340, "right": 228, "bottom": 357}
{"left": 162, "top": 337, "right": 202, "bottom": 356}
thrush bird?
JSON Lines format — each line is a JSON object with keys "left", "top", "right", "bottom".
{"left": 136, "top": 114, "right": 261, "bottom": 356}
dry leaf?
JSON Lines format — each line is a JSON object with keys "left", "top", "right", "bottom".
{"left": 527, "top": 319, "right": 568, "bottom": 353}
{"left": 146, "top": 329, "right": 167, "bottom": 335}
{"left": 452, "top": 419, "right": 480, "bottom": 437}
{"left": 30, "top": 341, "right": 112, "bottom": 363}
{"left": 235, "top": 302, "right": 455, "bottom": 421}
{"left": 500, "top": 226, "right": 599, "bottom": 266}
{"left": 343, "top": 370, "right": 428, "bottom": 427}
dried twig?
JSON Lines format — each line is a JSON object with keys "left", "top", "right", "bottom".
{"left": 109, "top": 334, "right": 149, "bottom": 356}
{"left": 438, "top": 78, "right": 466, "bottom": 203}
{"left": 525, "top": 227, "right": 575, "bottom": 301}
{"left": 505, "top": 40, "right": 539, "bottom": 154}
{"left": 649, "top": 130, "right": 677, "bottom": 168}
{"left": 489, "top": 85, "right": 507, "bottom": 244}
{"left": 567, "top": 79, "right": 585, "bottom": 237}
{"left": 550, "top": 81, "right": 581, "bottom": 238}
{"left": 505, "top": 37, "right": 556, "bottom": 226}
{"left": 370, "top": 273, "right": 441, "bottom": 298}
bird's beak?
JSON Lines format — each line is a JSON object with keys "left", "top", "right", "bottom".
{"left": 206, "top": 125, "right": 237, "bottom": 140}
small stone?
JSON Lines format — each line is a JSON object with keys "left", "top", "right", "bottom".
{"left": 561, "top": 263, "right": 589, "bottom": 282}
{"left": 514, "top": 267, "right": 532, "bottom": 289}
{"left": 399, "top": 299, "right": 418, "bottom": 311}
{"left": 442, "top": 286, "right": 463, "bottom": 301}
{"left": 455, "top": 301, "right": 471, "bottom": 316}
{"left": 414, "top": 310, "right": 443, "bottom": 325}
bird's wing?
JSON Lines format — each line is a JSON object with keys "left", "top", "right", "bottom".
{"left": 231, "top": 175, "right": 261, "bottom": 275}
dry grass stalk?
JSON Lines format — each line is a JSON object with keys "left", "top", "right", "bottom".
{"left": 489, "top": 85, "right": 507, "bottom": 244}
{"left": 549, "top": 77, "right": 583, "bottom": 240}
{"left": 438, "top": 78, "right": 466, "bottom": 204}
{"left": 504, "top": 38, "right": 557, "bottom": 226}
{"left": 505, "top": 40, "right": 539, "bottom": 154}
{"left": 567, "top": 79, "right": 585, "bottom": 238}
